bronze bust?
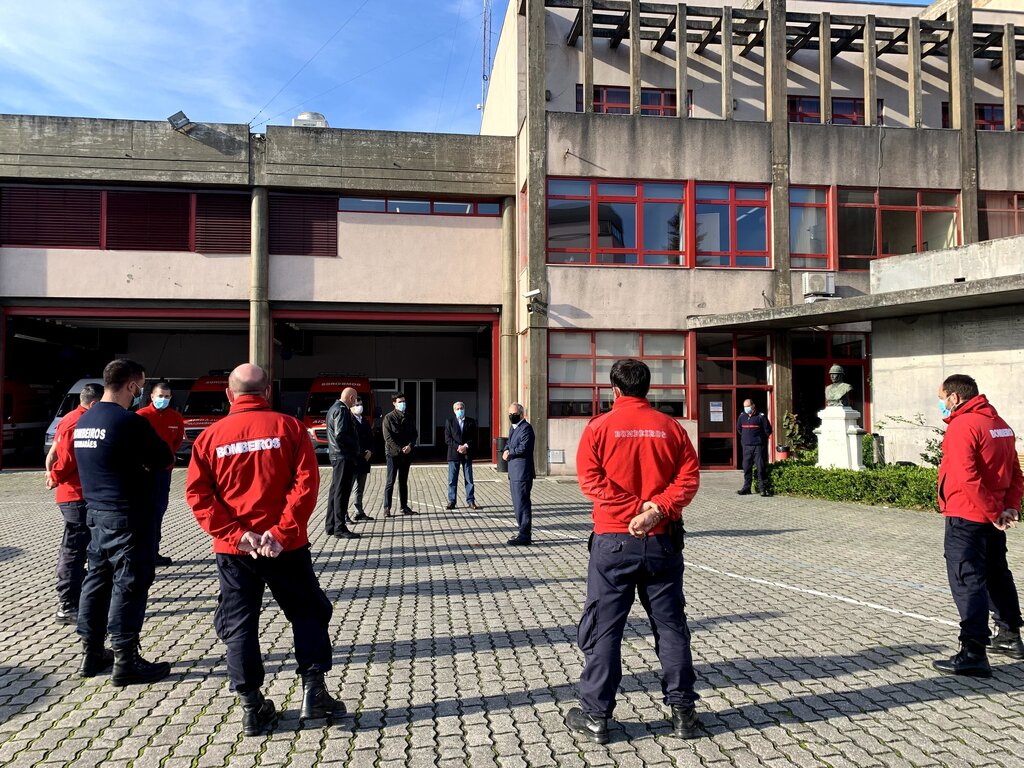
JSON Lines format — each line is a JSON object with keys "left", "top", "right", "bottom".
{"left": 825, "top": 364, "right": 853, "bottom": 407}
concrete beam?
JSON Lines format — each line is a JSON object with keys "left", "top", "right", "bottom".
{"left": 630, "top": 0, "right": 642, "bottom": 115}
{"left": 583, "top": 0, "right": 595, "bottom": 113}
{"left": 1004, "top": 24, "right": 1018, "bottom": 131}
{"left": 947, "top": 0, "right": 979, "bottom": 244}
{"left": 765, "top": 0, "right": 791, "bottom": 307}
{"left": 249, "top": 187, "right": 271, "bottom": 371}
{"left": 676, "top": 4, "right": 689, "bottom": 119}
{"left": 819, "top": 13, "right": 832, "bottom": 124}
{"left": 864, "top": 16, "right": 878, "bottom": 127}
{"left": 908, "top": 18, "right": 923, "bottom": 128}
{"left": 722, "top": 7, "right": 734, "bottom": 120}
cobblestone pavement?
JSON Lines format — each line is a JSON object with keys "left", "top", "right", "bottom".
{"left": 0, "top": 466, "right": 1023, "bottom": 768}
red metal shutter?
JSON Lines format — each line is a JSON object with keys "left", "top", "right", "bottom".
{"left": 195, "top": 193, "right": 251, "bottom": 253}
{"left": 106, "top": 190, "right": 190, "bottom": 251}
{"left": 0, "top": 187, "right": 101, "bottom": 247}
{"left": 269, "top": 194, "right": 338, "bottom": 257}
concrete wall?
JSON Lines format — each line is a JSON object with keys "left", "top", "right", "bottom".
{"left": 977, "top": 132, "right": 1024, "bottom": 193}
{"left": 480, "top": 0, "right": 525, "bottom": 137}
{"left": 548, "top": 417, "right": 699, "bottom": 477}
{"left": 0, "top": 248, "right": 250, "bottom": 301}
{"left": 870, "top": 234, "right": 1024, "bottom": 292}
{"left": 872, "top": 305, "right": 1024, "bottom": 465}
{"left": 269, "top": 213, "right": 503, "bottom": 305}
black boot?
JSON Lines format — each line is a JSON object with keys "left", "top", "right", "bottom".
{"left": 79, "top": 642, "right": 114, "bottom": 677}
{"left": 564, "top": 706, "right": 608, "bottom": 744}
{"left": 990, "top": 628, "right": 1024, "bottom": 660}
{"left": 111, "top": 644, "right": 171, "bottom": 686}
{"left": 299, "top": 671, "right": 346, "bottom": 721}
{"left": 932, "top": 640, "right": 992, "bottom": 678}
{"left": 240, "top": 691, "right": 277, "bottom": 736}
{"left": 670, "top": 704, "right": 700, "bottom": 739}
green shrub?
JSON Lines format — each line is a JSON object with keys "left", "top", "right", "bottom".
{"left": 768, "top": 461, "right": 939, "bottom": 511}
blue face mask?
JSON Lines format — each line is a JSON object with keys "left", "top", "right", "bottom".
{"left": 939, "top": 397, "right": 952, "bottom": 419}
{"left": 744, "top": 406, "right": 752, "bottom": 414}
{"left": 396, "top": 402, "right": 407, "bottom": 413}
{"left": 455, "top": 409, "right": 465, "bottom": 419}
{"left": 153, "top": 396, "right": 171, "bottom": 410}
{"left": 131, "top": 392, "right": 143, "bottom": 409}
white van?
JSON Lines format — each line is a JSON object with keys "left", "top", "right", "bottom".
{"left": 42, "top": 378, "right": 103, "bottom": 458}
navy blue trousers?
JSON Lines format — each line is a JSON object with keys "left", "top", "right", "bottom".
{"left": 214, "top": 546, "right": 333, "bottom": 695}
{"left": 154, "top": 468, "right": 172, "bottom": 552}
{"left": 577, "top": 532, "right": 697, "bottom": 717}
{"left": 77, "top": 508, "right": 156, "bottom": 650}
{"left": 383, "top": 455, "right": 411, "bottom": 510}
{"left": 327, "top": 457, "right": 355, "bottom": 533}
{"left": 944, "top": 516, "right": 1022, "bottom": 642}
{"left": 56, "top": 500, "right": 89, "bottom": 606}
{"left": 510, "top": 477, "right": 533, "bottom": 540}
{"left": 741, "top": 444, "right": 767, "bottom": 492}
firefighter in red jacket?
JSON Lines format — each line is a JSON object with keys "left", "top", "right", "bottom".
{"left": 138, "top": 380, "right": 185, "bottom": 566}
{"left": 45, "top": 383, "right": 103, "bottom": 627}
{"left": 566, "top": 359, "right": 701, "bottom": 745}
{"left": 186, "top": 364, "right": 345, "bottom": 737}
{"left": 932, "top": 373, "right": 1024, "bottom": 678}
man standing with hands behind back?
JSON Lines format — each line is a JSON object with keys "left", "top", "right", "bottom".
{"left": 382, "top": 394, "right": 418, "bottom": 518}
{"left": 503, "top": 403, "right": 535, "bottom": 545}
{"left": 325, "top": 387, "right": 361, "bottom": 540}
{"left": 736, "top": 398, "right": 772, "bottom": 497}
{"left": 445, "top": 401, "right": 479, "bottom": 510}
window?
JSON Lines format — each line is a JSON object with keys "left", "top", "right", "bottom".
{"left": 576, "top": 85, "right": 693, "bottom": 117}
{"left": 105, "top": 191, "right": 190, "bottom": 251}
{"left": 788, "top": 96, "right": 884, "bottom": 125}
{"left": 695, "top": 184, "right": 769, "bottom": 268}
{"left": 789, "top": 187, "right": 829, "bottom": 269}
{"left": 338, "top": 196, "right": 501, "bottom": 216}
{"left": 269, "top": 194, "right": 338, "bottom": 257}
{"left": 195, "top": 193, "right": 251, "bottom": 254}
{"left": 941, "top": 102, "right": 1024, "bottom": 131}
{"left": 548, "top": 331, "right": 687, "bottom": 418}
{"left": 0, "top": 187, "right": 101, "bottom": 247}
{"left": 836, "top": 188, "right": 958, "bottom": 270}
{"left": 980, "top": 192, "right": 1024, "bottom": 240}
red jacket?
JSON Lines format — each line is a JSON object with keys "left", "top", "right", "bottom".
{"left": 50, "top": 406, "right": 87, "bottom": 503}
{"left": 576, "top": 396, "right": 700, "bottom": 534}
{"left": 939, "top": 394, "right": 1023, "bottom": 524}
{"left": 138, "top": 404, "right": 185, "bottom": 466}
{"left": 186, "top": 395, "right": 320, "bottom": 555}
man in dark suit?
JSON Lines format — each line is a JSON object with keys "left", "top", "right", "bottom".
{"left": 502, "top": 402, "right": 535, "bottom": 545}
{"left": 325, "top": 387, "right": 360, "bottom": 540}
{"left": 351, "top": 397, "right": 374, "bottom": 522}
{"left": 445, "top": 401, "right": 480, "bottom": 510}
{"left": 382, "top": 394, "right": 418, "bottom": 517}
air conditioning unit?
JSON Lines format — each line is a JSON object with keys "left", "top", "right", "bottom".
{"left": 802, "top": 271, "right": 836, "bottom": 298}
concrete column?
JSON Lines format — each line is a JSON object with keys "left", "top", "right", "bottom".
{"left": 526, "top": 0, "right": 549, "bottom": 473}
{"left": 1004, "top": 24, "right": 1017, "bottom": 132}
{"left": 583, "top": 0, "right": 594, "bottom": 113}
{"left": 500, "top": 197, "right": 518, "bottom": 422}
{"left": 909, "top": 18, "right": 923, "bottom": 128}
{"left": 630, "top": 0, "right": 642, "bottom": 114}
{"left": 864, "top": 16, "right": 878, "bottom": 126}
{"left": 765, "top": 0, "right": 791, "bottom": 307}
{"left": 772, "top": 329, "right": 792, "bottom": 454}
{"left": 249, "top": 187, "right": 271, "bottom": 372}
{"left": 949, "top": 0, "right": 979, "bottom": 243}
{"left": 722, "top": 8, "right": 734, "bottom": 120}
{"left": 819, "top": 13, "right": 832, "bottom": 124}
{"left": 676, "top": 4, "right": 688, "bottom": 119}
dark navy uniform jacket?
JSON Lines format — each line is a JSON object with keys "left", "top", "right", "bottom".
{"left": 73, "top": 401, "right": 174, "bottom": 513}
{"left": 736, "top": 411, "right": 772, "bottom": 446}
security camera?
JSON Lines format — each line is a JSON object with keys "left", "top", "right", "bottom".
{"left": 523, "top": 288, "right": 542, "bottom": 299}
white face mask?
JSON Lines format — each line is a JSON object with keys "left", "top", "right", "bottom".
{"left": 353, "top": 405, "right": 364, "bottom": 416}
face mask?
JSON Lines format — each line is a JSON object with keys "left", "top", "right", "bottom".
{"left": 131, "top": 384, "right": 143, "bottom": 409}
{"left": 153, "top": 396, "right": 171, "bottom": 411}
{"left": 396, "top": 402, "right": 407, "bottom": 413}
{"left": 353, "top": 405, "right": 363, "bottom": 416}
{"left": 509, "top": 413, "right": 521, "bottom": 425}
{"left": 455, "top": 409, "right": 465, "bottom": 419}
{"left": 744, "top": 406, "right": 752, "bottom": 414}
{"left": 939, "top": 397, "right": 952, "bottom": 419}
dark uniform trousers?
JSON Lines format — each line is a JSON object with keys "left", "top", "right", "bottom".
{"left": 353, "top": 470, "right": 368, "bottom": 515}
{"left": 511, "top": 477, "right": 533, "bottom": 540}
{"left": 741, "top": 444, "right": 768, "bottom": 492}
{"left": 326, "top": 457, "right": 356, "bottom": 533}
{"left": 944, "top": 516, "right": 1023, "bottom": 642}
{"left": 384, "top": 454, "right": 411, "bottom": 510}
{"left": 77, "top": 509, "right": 156, "bottom": 650}
{"left": 577, "top": 533, "right": 698, "bottom": 718}
{"left": 56, "top": 500, "right": 90, "bottom": 606}
{"left": 214, "top": 545, "right": 333, "bottom": 695}
{"left": 154, "top": 468, "right": 173, "bottom": 551}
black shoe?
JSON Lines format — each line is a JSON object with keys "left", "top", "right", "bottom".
{"left": 760, "top": 490, "right": 771, "bottom": 497}
{"left": 240, "top": 691, "right": 277, "bottom": 736}
{"left": 335, "top": 529, "right": 361, "bottom": 540}
{"left": 154, "top": 554, "right": 173, "bottom": 566}
{"left": 79, "top": 645, "right": 114, "bottom": 677}
{"left": 56, "top": 603, "right": 78, "bottom": 625}
{"left": 990, "top": 628, "right": 1024, "bottom": 660}
{"left": 344, "top": 516, "right": 353, "bottom": 524}
{"left": 507, "top": 537, "right": 532, "bottom": 546}
{"left": 565, "top": 707, "right": 608, "bottom": 744}
{"left": 932, "top": 640, "right": 992, "bottom": 678}
{"left": 111, "top": 645, "right": 171, "bottom": 686}
{"left": 670, "top": 704, "right": 700, "bottom": 739}
{"left": 401, "top": 507, "right": 418, "bottom": 516}
{"left": 737, "top": 489, "right": 751, "bottom": 495}
{"left": 352, "top": 513, "right": 374, "bottom": 522}
{"left": 445, "top": 502, "right": 457, "bottom": 510}
{"left": 299, "top": 671, "right": 346, "bottom": 721}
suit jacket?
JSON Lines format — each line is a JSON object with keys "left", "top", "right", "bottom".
{"left": 326, "top": 400, "right": 359, "bottom": 461}
{"left": 383, "top": 410, "right": 418, "bottom": 457}
{"left": 506, "top": 420, "right": 536, "bottom": 481}
{"left": 354, "top": 415, "right": 373, "bottom": 473}
{"left": 444, "top": 415, "right": 477, "bottom": 462}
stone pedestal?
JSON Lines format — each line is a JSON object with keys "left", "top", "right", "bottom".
{"left": 814, "top": 406, "right": 866, "bottom": 471}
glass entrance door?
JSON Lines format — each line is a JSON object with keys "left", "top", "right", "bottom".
{"left": 401, "top": 379, "right": 436, "bottom": 447}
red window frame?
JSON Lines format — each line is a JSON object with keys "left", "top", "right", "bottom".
{"left": 836, "top": 188, "right": 960, "bottom": 271}
{"left": 789, "top": 186, "right": 832, "bottom": 270}
{"left": 941, "top": 102, "right": 1024, "bottom": 131}
{"left": 338, "top": 197, "right": 501, "bottom": 216}
{"left": 979, "top": 191, "right": 1024, "bottom": 240}
{"left": 788, "top": 95, "right": 885, "bottom": 126}
{"left": 548, "top": 330, "right": 688, "bottom": 419}
{"left": 575, "top": 85, "right": 693, "bottom": 117}
{"left": 792, "top": 330, "right": 871, "bottom": 430}
{"left": 694, "top": 183, "right": 770, "bottom": 268}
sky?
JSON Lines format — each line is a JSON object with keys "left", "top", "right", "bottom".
{"left": 0, "top": 0, "right": 936, "bottom": 137}
{"left": 0, "top": 0, "right": 511, "bottom": 135}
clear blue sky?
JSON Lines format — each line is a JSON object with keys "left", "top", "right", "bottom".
{"left": 0, "top": 0, "right": 511, "bottom": 135}
{"left": 0, "top": 0, "right": 935, "bottom": 136}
